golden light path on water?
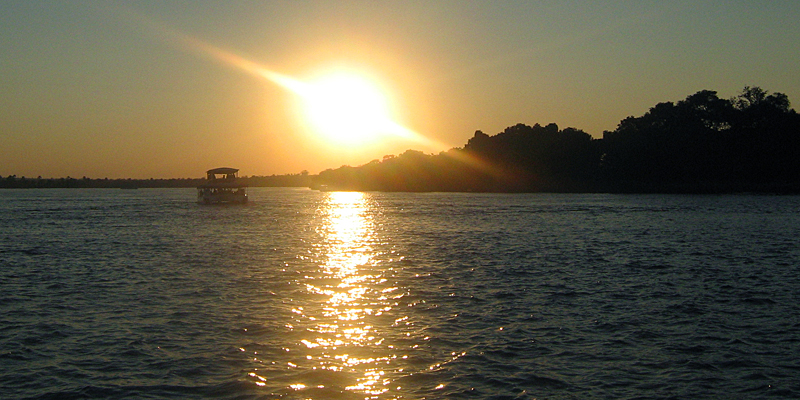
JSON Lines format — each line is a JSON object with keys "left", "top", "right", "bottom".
{"left": 304, "top": 192, "right": 391, "bottom": 396}
{"left": 243, "top": 191, "right": 413, "bottom": 399}
{"left": 324, "top": 192, "right": 390, "bottom": 394}
{"left": 286, "top": 191, "right": 467, "bottom": 398}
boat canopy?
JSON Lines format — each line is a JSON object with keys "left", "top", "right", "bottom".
{"left": 206, "top": 167, "right": 240, "bottom": 180}
{"left": 200, "top": 167, "right": 246, "bottom": 188}
{"left": 207, "top": 167, "right": 239, "bottom": 175}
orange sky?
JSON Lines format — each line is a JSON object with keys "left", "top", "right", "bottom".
{"left": 2, "top": 1, "right": 799, "bottom": 178}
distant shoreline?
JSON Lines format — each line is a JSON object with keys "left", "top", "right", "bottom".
{"left": 3, "top": 175, "right": 800, "bottom": 194}
{"left": 0, "top": 174, "right": 311, "bottom": 190}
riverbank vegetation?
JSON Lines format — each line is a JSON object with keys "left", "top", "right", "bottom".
{"left": 313, "top": 87, "right": 800, "bottom": 193}
{"left": 0, "top": 173, "right": 311, "bottom": 189}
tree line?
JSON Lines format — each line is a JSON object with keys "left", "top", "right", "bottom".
{"left": 313, "top": 87, "right": 800, "bottom": 193}
{"left": 0, "top": 173, "right": 311, "bottom": 189}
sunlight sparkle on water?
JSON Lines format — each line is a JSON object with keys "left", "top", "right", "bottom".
{"left": 289, "top": 191, "right": 403, "bottom": 396}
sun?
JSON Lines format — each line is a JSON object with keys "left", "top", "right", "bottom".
{"left": 300, "top": 72, "right": 397, "bottom": 145}
{"left": 142, "top": 31, "right": 432, "bottom": 148}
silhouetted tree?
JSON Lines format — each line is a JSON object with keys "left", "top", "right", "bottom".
{"left": 601, "top": 86, "right": 800, "bottom": 191}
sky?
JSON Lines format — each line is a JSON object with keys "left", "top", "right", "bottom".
{"left": 2, "top": 1, "right": 799, "bottom": 179}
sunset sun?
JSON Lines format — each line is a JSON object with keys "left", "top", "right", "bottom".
{"left": 300, "top": 72, "right": 397, "bottom": 145}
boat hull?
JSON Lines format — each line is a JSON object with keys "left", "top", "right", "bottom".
{"left": 197, "top": 188, "right": 248, "bottom": 204}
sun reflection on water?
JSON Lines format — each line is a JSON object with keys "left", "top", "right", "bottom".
{"left": 292, "top": 191, "right": 400, "bottom": 397}
{"left": 236, "top": 191, "right": 461, "bottom": 397}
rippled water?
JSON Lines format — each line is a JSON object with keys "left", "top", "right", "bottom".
{"left": 2, "top": 188, "right": 800, "bottom": 399}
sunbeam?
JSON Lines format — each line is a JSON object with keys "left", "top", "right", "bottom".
{"left": 140, "top": 18, "right": 437, "bottom": 149}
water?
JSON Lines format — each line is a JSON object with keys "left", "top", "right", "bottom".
{"left": 2, "top": 188, "right": 799, "bottom": 399}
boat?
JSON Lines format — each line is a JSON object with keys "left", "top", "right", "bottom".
{"left": 197, "top": 167, "right": 248, "bottom": 204}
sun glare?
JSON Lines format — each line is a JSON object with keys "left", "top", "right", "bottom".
{"left": 301, "top": 73, "right": 397, "bottom": 145}
{"left": 157, "top": 30, "right": 433, "bottom": 148}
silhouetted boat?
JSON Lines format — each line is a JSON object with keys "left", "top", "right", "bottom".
{"left": 197, "top": 167, "right": 248, "bottom": 204}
